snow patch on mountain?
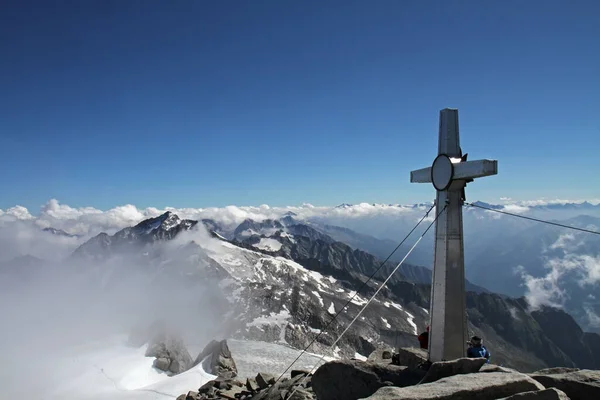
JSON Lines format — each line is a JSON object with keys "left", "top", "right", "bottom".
{"left": 383, "top": 301, "right": 404, "bottom": 311}
{"left": 312, "top": 290, "right": 324, "bottom": 307}
{"left": 248, "top": 309, "right": 291, "bottom": 328}
{"left": 328, "top": 302, "right": 336, "bottom": 315}
{"left": 347, "top": 290, "right": 369, "bottom": 306}
{"left": 381, "top": 317, "right": 391, "bottom": 329}
{"left": 405, "top": 310, "right": 418, "bottom": 334}
{"left": 254, "top": 238, "right": 282, "bottom": 252}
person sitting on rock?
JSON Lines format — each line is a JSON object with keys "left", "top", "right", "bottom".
{"left": 417, "top": 326, "right": 429, "bottom": 349}
{"left": 467, "top": 335, "right": 490, "bottom": 363}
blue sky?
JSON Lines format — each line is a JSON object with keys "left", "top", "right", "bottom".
{"left": 1, "top": 0, "right": 599, "bottom": 211}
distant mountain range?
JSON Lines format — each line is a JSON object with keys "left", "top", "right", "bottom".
{"left": 3, "top": 199, "right": 600, "bottom": 370}
{"left": 5, "top": 209, "right": 595, "bottom": 372}
{"left": 302, "top": 201, "right": 600, "bottom": 334}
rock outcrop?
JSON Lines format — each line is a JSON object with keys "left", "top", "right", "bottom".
{"left": 176, "top": 371, "right": 315, "bottom": 400}
{"left": 419, "top": 357, "right": 488, "bottom": 384}
{"left": 173, "top": 340, "right": 600, "bottom": 400}
{"left": 127, "top": 319, "right": 194, "bottom": 375}
{"left": 391, "top": 347, "right": 428, "bottom": 369}
{"left": 146, "top": 332, "right": 193, "bottom": 374}
{"left": 311, "top": 360, "right": 425, "bottom": 400}
{"left": 194, "top": 340, "right": 238, "bottom": 379}
{"left": 363, "top": 371, "right": 545, "bottom": 400}
{"left": 528, "top": 369, "right": 600, "bottom": 400}
{"left": 367, "top": 347, "right": 394, "bottom": 364}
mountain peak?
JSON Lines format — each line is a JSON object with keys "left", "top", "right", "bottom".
{"left": 42, "top": 227, "right": 78, "bottom": 238}
{"left": 72, "top": 212, "right": 198, "bottom": 259}
{"left": 132, "top": 211, "right": 182, "bottom": 234}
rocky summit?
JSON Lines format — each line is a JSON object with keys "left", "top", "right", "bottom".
{"left": 176, "top": 346, "right": 600, "bottom": 400}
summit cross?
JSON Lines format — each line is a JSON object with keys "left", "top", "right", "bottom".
{"left": 410, "top": 108, "right": 498, "bottom": 362}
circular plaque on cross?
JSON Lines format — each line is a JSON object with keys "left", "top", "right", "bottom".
{"left": 430, "top": 154, "right": 454, "bottom": 191}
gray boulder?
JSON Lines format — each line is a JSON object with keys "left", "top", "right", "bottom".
{"left": 367, "top": 347, "right": 395, "bottom": 364}
{"left": 420, "top": 357, "right": 488, "bottom": 384}
{"left": 480, "top": 364, "right": 520, "bottom": 373}
{"left": 146, "top": 333, "right": 193, "bottom": 374}
{"left": 392, "top": 347, "right": 428, "bottom": 369}
{"left": 533, "top": 368, "right": 580, "bottom": 375}
{"left": 252, "top": 372, "right": 314, "bottom": 400}
{"left": 153, "top": 357, "right": 170, "bottom": 371}
{"left": 498, "top": 388, "right": 571, "bottom": 399}
{"left": 312, "top": 360, "right": 426, "bottom": 400}
{"left": 255, "top": 372, "right": 276, "bottom": 389}
{"left": 529, "top": 369, "right": 600, "bottom": 400}
{"left": 362, "top": 371, "right": 545, "bottom": 400}
{"left": 194, "top": 339, "right": 238, "bottom": 379}
{"left": 192, "top": 378, "right": 245, "bottom": 400}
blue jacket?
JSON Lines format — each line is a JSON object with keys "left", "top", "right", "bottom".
{"left": 467, "top": 345, "right": 490, "bottom": 362}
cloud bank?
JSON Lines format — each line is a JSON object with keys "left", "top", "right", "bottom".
{"left": 518, "top": 231, "right": 600, "bottom": 328}
{"left": 2, "top": 197, "right": 599, "bottom": 244}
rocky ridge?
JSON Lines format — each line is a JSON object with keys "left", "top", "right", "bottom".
{"left": 176, "top": 347, "right": 600, "bottom": 400}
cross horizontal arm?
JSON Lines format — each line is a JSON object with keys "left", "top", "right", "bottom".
{"left": 410, "top": 159, "right": 497, "bottom": 183}
{"left": 453, "top": 159, "right": 498, "bottom": 180}
{"left": 410, "top": 167, "right": 432, "bottom": 183}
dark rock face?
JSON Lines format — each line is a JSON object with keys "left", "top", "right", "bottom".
{"left": 194, "top": 340, "right": 238, "bottom": 379}
{"left": 529, "top": 369, "right": 600, "bottom": 400}
{"left": 467, "top": 293, "right": 576, "bottom": 372}
{"left": 311, "top": 360, "right": 425, "bottom": 400}
{"left": 530, "top": 306, "right": 600, "bottom": 369}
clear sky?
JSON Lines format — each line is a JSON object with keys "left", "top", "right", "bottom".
{"left": 1, "top": 0, "right": 599, "bottom": 211}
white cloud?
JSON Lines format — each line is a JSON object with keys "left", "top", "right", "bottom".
{"left": 516, "top": 264, "right": 566, "bottom": 310}
{"left": 500, "top": 197, "right": 512, "bottom": 201}
{"left": 0, "top": 220, "right": 82, "bottom": 263}
{"left": 501, "top": 204, "right": 530, "bottom": 214}
{"left": 3, "top": 206, "right": 34, "bottom": 221}
{"left": 519, "top": 252, "right": 600, "bottom": 311}
{"left": 515, "top": 198, "right": 600, "bottom": 207}
{"left": 584, "top": 306, "right": 600, "bottom": 328}
{"left": 549, "top": 233, "right": 577, "bottom": 251}
{"left": 0, "top": 199, "right": 435, "bottom": 241}
{"left": 0, "top": 197, "right": 597, "bottom": 263}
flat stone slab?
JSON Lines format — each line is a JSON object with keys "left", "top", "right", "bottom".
{"left": 361, "top": 371, "right": 544, "bottom": 400}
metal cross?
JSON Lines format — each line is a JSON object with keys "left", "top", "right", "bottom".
{"left": 410, "top": 108, "right": 498, "bottom": 362}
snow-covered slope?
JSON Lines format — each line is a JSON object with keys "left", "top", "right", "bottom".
{"left": 3, "top": 334, "right": 216, "bottom": 400}
{"left": 2, "top": 334, "right": 339, "bottom": 400}
{"left": 68, "top": 214, "right": 428, "bottom": 359}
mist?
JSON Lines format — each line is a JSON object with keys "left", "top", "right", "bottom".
{"left": 0, "top": 221, "right": 234, "bottom": 398}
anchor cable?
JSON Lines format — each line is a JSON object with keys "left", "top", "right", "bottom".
{"left": 464, "top": 202, "right": 600, "bottom": 236}
{"left": 286, "top": 204, "right": 447, "bottom": 400}
{"left": 269, "top": 203, "right": 436, "bottom": 389}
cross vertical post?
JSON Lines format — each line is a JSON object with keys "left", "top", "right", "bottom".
{"left": 410, "top": 108, "right": 498, "bottom": 362}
